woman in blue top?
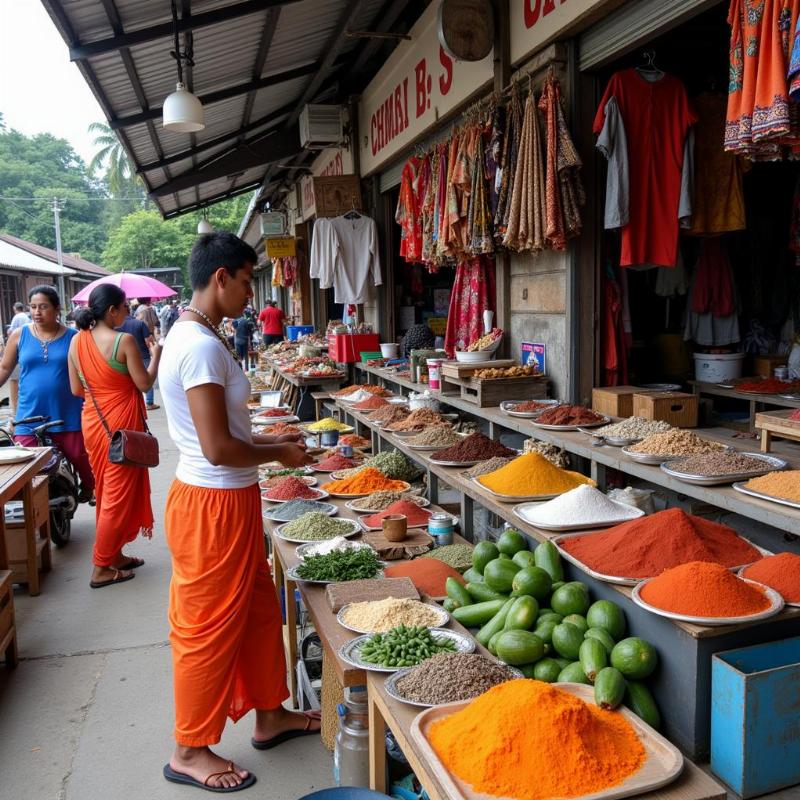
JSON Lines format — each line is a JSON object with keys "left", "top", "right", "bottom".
{"left": 0, "top": 285, "right": 94, "bottom": 501}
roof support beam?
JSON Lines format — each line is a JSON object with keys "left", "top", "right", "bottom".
{"left": 238, "top": 8, "right": 282, "bottom": 142}
{"left": 162, "top": 180, "right": 270, "bottom": 219}
{"left": 68, "top": 0, "right": 300, "bottom": 61}
{"left": 109, "top": 62, "right": 318, "bottom": 130}
{"left": 346, "top": 0, "right": 413, "bottom": 81}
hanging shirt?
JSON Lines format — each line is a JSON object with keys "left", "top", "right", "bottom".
{"left": 595, "top": 97, "right": 630, "bottom": 230}
{"left": 329, "top": 215, "right": 382, "bottom": 305}
{"left": 309, "top": 218, "right": 337, "bottom": 289}
{"left": 593, "top": 69, "right": 696, "bottom": 268}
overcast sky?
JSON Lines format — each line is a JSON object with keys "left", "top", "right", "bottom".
{"left": 0, "top": 0, "right": 106, "bottom": 164}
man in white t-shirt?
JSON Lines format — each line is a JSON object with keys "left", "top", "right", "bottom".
{"left": 159, "top": 232, "right": 318, "bottom": 792}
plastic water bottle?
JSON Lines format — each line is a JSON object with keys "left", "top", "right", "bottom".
{"left": 332, "top": 687, "right": 370, "bottom": 788}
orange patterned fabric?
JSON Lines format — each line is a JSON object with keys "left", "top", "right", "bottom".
{"left": 75, "top": 331, "right": 153, "bottom": 567}
{"left": 166, "top": 480, "right": 288, "bottom": 746}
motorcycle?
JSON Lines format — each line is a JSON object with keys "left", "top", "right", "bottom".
{"left": 0, "top": 415, "right": 80, "bottom": 547}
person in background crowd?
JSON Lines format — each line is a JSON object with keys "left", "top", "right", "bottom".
{"left": 159, "top": 231, "right": 318, "bottom": 792}
{"left": 6, "top": 301, "right": 30, "bottom": 412}
{"left": 117, "top": 303, "right": 158, "bottom": 410}
{"left": 68, "top": 284, "right": 161, "bottom": 589}
{"left": 135, "top": 297, "right": 159, "bottom": 337}
{"left": 232, "top": 312, "right": 255, "bottom": 371}
{"left": 0, "top": 286, "right": 94, "bottom": 502}
{"left": 258, "top": 300, "right": 285, "bottom": 345}
{"left": 160, "top": 300, "right": 180, "bottom": 337}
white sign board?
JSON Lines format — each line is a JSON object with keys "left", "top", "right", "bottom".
{"left": 358, "top": 1, "right": 493, "bottom": 176}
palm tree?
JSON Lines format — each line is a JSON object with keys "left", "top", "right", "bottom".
{"left": 88, "top": 122, "right": 140, "bottom": 197}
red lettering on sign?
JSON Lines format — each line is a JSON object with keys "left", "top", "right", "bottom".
{"left": 524, "top": 0, "right": 540, "bottom": 27}
{"left": 402, "top": 77, "right": 409, "bottom": 128}
{"left": 439, "top": 47, "right": 453, "bottom": 96}
{"left": 543, "top": 0, "right": 556, "bottom": 15}
{"left": 370, "top": 114, "right": 378, "bottom": 156}
{"left": 394, "top": 85, "right": 403, "bottom": 137}
{"left": 415, "top": 58, "right": 427, "bottom": 118}
{"left": 376, "top": 105, "right": 384, "bottom": 152}
{"left": 384, "top": 96, "right": 394, "bottom": 142}
{"left": 368, "top": 74, "right": 411, "bottom": 156}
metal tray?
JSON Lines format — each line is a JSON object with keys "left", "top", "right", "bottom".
{"left": 296, "top": 540, "right": 375, "bottom": 560}
{"left": 472, "top": 477, "right": 562, "bottom": 503}
{"left": 259, "top": 475, "right": 318, "bottom": 490}
{"left": 737, "top": 565, "right": 800, "bottom": 608}
{"left": 336, "top": 602, "right": 449, "bottom": 634}
{"left": 531, "top": 415, "right": 610, "bottom": 432}
{"left": 620, "top": 444, "right": 733, "bottom": 465}
{"left": 327, "top": 480, "right": 411, "bottom": 499}
{"left": 513, "top": 500, "right": 645, "bottom": 532}
{"left": 300, "top": 424, "right": 355, "bottom": 435}
{"left": 338, "top": 628, "right": 475, "bottom": 673}
{"left": 499, "top": 399, "right": 561, "bottom": 418}
{"left": 344, "top": 496, "right": 430, "bottom": 513}
{"left": 261, "top": 487, "right": 330, "bottom": 504}
{"left": 631, "top": 578, "right": 784, "bottom": 626}
{"left": 262, "top": 501, "right": 338, "bottom": 523}
{"left": 659, "top": 452, "right": 787, "bottom": 486}
{"left": 732, "top": 481, "right": 800, "bottom": 510}
{"left": 384, "top": 662, "right": 523, "bottom": 708}
{"left": 251, "top": 413, "right": 299, "bottom": 425}
{"left": 0, "top": 447, "right": 37, "bottom": 464}
{"left": 285, "top": 563, "right": 384, "bottom": 585}
{"left": 579, "top": 428, "right": 641, "bottom": 447}
{"left": 273, "top": 518, "right": 361, "bottom": 544}
{"left": 406, "top": 439, "right": 466, "bottom": 452}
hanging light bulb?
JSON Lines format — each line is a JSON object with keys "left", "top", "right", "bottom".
{"left": 163, "top": 0, "right": 204, "bottom": 132}
{"left": 197, "top": 211, "right": 213, "bottom": 234}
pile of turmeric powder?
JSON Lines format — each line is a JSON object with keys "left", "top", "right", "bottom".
{"left": 477, "top": 452, "right": 594, "bottom": 497}
{"left": 324, "top": 467, "right": 407, "bottom": 495}
{"left": 428, "top": 679, "right": 645, "bottom": 800}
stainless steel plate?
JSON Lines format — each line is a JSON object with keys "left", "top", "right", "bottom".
{"left": 513, "top": 499, "right": 645, "bottom": 531}
{"left": 472, "top": 477, "right": 561, "bottom": 503}
{"left": 732, "top": 481, "right": 800, "bottom": 510}
{"left": 659, "top": 452, "right": 787, "bottom": 486}
{"left": 344, "top": 496, "right": 430, "bottom": 513}
{"left": 273, "top": 518, "right": 361, "bottom": 544}
{"left": 499, "top": 399, "right": 561, "bottom": 418}
{"left": 336, "top": 602, "right": 449, "bottom": 634}
{"left": 531, "top": 416, "right": 610, "bottom": 432}
{"left": 262, "top": 501, "right": 338, "bottom": 523}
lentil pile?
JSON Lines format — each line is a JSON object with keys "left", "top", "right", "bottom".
{"left": 593, "top": 417, "right": 672, "bottom": 439}
{"left": 325, "top": 468, "right": 408, "bottom": 495}
{"left": 340, "top": 597, "right": 444, "bottom": 632}
{"left": 667, "top": 452, "right": 767, "bottom": 476}
{"left": 741, "top": 552, "right": 800, "bottom": 603}
{"left": 744, "top": 470, "right": 800, "bottom": 503}
{"left": 281, "top": 512, "right": 356, "bottom": 541}
{"left": 431, "top": 431, "right": 516, "bottom": 462}
{"left": 263, "top": 499, "right": 331, "bottom": 521}
{"left": 419, "top": 543, "right": 474, "bottom": 572}
{"left": 629, "top": 430, "right": 725, "bottom": 456}
{"left": 536, "top": 405, "right": 605, "bottom": 426}
{"left": 296, "top": 547, "right": 382, "bottom": 582}
{"left": 265, "top": 477, "right": 320, "bottom": 501}
{"left": 370, "top": 405, "right": 410, "bottom": 426}
{"left": 387, "top": 408, "right": 450, "bottom": 432}
{"left": 560, "top": 508, "right": 762, "bottom": 578}
{"left": 405, "top": 427, "right": 461, "bottom": 447}
{"left": 350, "top": 491, "right": 428, "bottom": 511}
{"left": 522, "top": 440, "right": 569, "bottom": 468}
{"left": 363, "top": 500, "right": 432, "bottom": 528}
{"left": 640, "top": 561, "right": 771, "bottom": 617}
{"left": 314, "top": 453, "right": 358, "bottom": 471}
{"left": 462, "top": 456, "right": 513, "bottom": 478}
{"left": 477, "top": 453, "right": 594, "bottom": 497}
{"left": 394, "top": 653, "right": 518, "bottom": 705}
{"left": 307, "top": 418, "right": 352, "bottom": 433}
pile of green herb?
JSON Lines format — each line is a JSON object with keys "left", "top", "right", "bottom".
{"left": 282, "top": 513, "right": 355, "bottom": 541}
{"left": 364, "top": 450, "right": 423, "bottom": 482}
{"left": 419, "top": 543, "right": 474, "bottom": 573}
{"left": 295, "top": 548, "right": 382, "bottom": 582}
{"left": 261, "top": 468, "right": 309, "bottom": 478}
{"left": 359, "top": 625, "right": 457, "bottom": 667}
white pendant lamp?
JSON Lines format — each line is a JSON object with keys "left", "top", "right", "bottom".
{"left": 162, "top": 0, "right": 204, "bottom": 133}
{"left": 197, "top": 215, "right": 213, "bottom": 234}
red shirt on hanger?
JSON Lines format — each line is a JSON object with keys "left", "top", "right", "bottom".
{"left": 593, "top": 69, "right": 696, "bottom": 268}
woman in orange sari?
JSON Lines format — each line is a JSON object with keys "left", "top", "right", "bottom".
{"left": 68, "top": 284, "right": 161, "bottom": 588}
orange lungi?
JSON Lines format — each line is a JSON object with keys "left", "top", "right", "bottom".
{"left": 165, "top": 479, "right": 289, "bottom": 746}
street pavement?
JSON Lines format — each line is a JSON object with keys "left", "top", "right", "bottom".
{"left": 0, "top": 391, "right": 332, "bottom": 800}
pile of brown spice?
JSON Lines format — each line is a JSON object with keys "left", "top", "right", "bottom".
{"left": 522, "top": 440, "right": 569, "bottom": 469}
{"left": 667, "top": 452, "right": 767, "bottom": 476}
{"left": 405, "top": 427, "right": 461, "bottom": 447}
{"left": 630, "top": 430, "right": 726, "bottom": 457}
{"left": 387, "top": 407, "right": 450, "bottom": 432}
{"left": 432, "top": 432, "right": 516, "bottom": 463}
{"left": 536, "top": 405, "right": 605, "bottom": 426}
{"left": 462, "top": 457, "right": 513, "bottom": 478}
{"left": 743, "top": 470, "right": 800, "bottom": 503}
{"left": 334, "top": 384, "right": 391, "bottom": 398}
{"left": 353, "top": 395, "right": 390, "bottom": 411}
{"left": 370, "top": 404, "right": 410, "bottom": 426}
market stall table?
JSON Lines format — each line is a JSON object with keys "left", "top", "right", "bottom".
{"left": 264, "top": 363, "right": 346, "bottom": 417}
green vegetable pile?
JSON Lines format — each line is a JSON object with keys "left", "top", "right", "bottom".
{"left": 296, "top": 548, "right": 382, "bottom": 582}
{"left": 443, "top": 527, "right": 661, "bottom": 728}
{"left": 364, "top": 450, "right": 423, "bottom": 482}
{"left": 359, "top": 625, "right": 457, "bottom": 667}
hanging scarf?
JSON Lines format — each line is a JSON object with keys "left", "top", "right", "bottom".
{"left": 443, "top": 255, "right": 497, "bottom": 356}
{"left": 468, "top": 125, "right": 495, "bottom": 255}
{"left": 494, "top": 86, "right": 522, "bottom": 242}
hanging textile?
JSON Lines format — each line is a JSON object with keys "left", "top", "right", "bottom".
{"left": 726, "top": 0, "right": 800, "bottom": 160}
{"left": 494, "top": 86, "right": 522, "bottom": 243}
{"left": 468, "top": 124, "right": 495, "bottom": 255}
{"left": 596, "top": 97, "right": 630, "bottom": 230}
{"left": 271, "top": 259, "right": 283, "bottom": 287}
{"left": 443, "top": 255, "right": 497, "bottom": 357}
{"left": 396, "top": 156, "right": 424, "bottom": 262}
{"left": 602, "top": 264, "right": 629, "bottom": 386}
{"left": 594, "top": 69, "right": 696, "bottom": 267}
{"left": 486, "top": 104, "right": 505, "bottom": 216}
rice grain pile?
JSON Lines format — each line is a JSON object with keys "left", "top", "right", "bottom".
{"left": 340, "top": 597, "right": 444, "bottom": 632}
{"left": 593, "top": 417, "right": 672, "bottom": 439}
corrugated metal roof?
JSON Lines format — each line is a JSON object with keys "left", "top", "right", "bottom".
{"left": 40, "top": 0, "right": 412, "bottom": 217}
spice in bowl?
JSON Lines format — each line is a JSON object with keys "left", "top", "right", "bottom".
{"left": 405, "top": 427, "right": 461, "bottom": 448}
{"left": 508, "top": 400, "right": 553, "bottom": 413}
{"left": 281, "top": 513, "right": 356, "bottom": 541}
{"left": 307, "top": 418, "right": 352, "bottom": 433}
{"left": 325, "top": 467, "right": 408, "bottom": 495}
{"left": 666, "top": 452, "right": 768, "bottom": 477}
{"left": 370, "top": 405, "right": 410, "bottom": 426}
{"left": 743, "top": 470, "right": 800, "bottom": 503}
{"left": 353, "top": 395, "right": 390, "bottom": 411}
{"left": 341, "top": 597, "right": 444, "bottom": 632}
{"left": 462, "top": 457, "right": 513, "bottom": 478}
{"left": 536, "top": 405, "right": 605, "bottom": 426}
{"left": 263, "top": 499, "right": 331, "bottom": 521}
{"left": 314, "top": 453, "right": 358, "bottom": 471}
{"left": 394, "top": 653, "right": 518, "bottom": 705}
{"left": 265, "top": 476, "right": 320, "bottom": 501}
{"left": 419, "top": 543, "right": 474, "bottom": 573}
{"left": 364, "top": 451, "right": 423, "bottom": 481}
{"left": 363, "top": 500, "right": 432, "bottom": 528}
{"left": 299, "top": 536, "right": 372, "bottom": 557}
{"left": 593, "top": 417, "right": 672, "bottom": 440}
{"left": 560, "top": 508, "right": 762, "bottom": 579}
{"left": 741, "top": 552, "right": 800, "bottom": 603}
{"left": 340, "top": 433, "right": 371, "bottom": 448}
{"left": 629, "top": 430, "right": 725, "bottom": 456}
{"left": 431, "top": 432, "right": 516, "bottom": 463}
{"left": 524, "top": 484, "right": 642, "bottom": 527}
{"left": 386, "top": 408, "right": 450, "bottom": 432}
{"left": 477, "top": 453, "right": 594, "bottom": 497}
{"left": 639, "top": 561, "right": 771, "bottom": 617}
{"left": 522, "top": 440, "right": 569, "bottom": 468}
{"left": 351, "top": 491, "right": 428, "bottom": 512}
{"left": 384, "top": 559, "right": 465, "bottom": 596}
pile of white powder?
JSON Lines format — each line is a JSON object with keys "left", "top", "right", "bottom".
{"left": 300, "top": 536, "right": 372, "bottom": 557}
{"left": 522, "top": 485, "right": 642, "bottom": 527}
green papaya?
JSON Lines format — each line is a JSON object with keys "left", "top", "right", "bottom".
{"left": 511, "top": 566, "right": 552, "bottom": 600}
{"left": 512, "top": 550, "right": 536, "bottom": 569}
{"left": 518, "top": 663, "right": 537, "bottom": 678}
{"left": 488, "top": 630, "right": 503, "bottom": 656}
{"left": 533, "top": 540, "right": 564, "bottom": 583}
{"left": 551, "top": 581, "right": 565, "bottom": 592}
{"left": 495, "top": 630, "right": 545, "bottom": 666}
{"left": 562, "top": 614, "right": 589, "bottom": 634}
{"left": 504, "top": 595, "right": 539, "bottom": 631}
{"left": 579, "top": 638, "right": 608, "bottom": 682}
{"left": 550, "top": 582, "right": 591, "bottom": 617}
{"left": 462, "top": 567, "right": 485, "bottom": 584}
{"left": 551, "top": 623, "right": 584, "bottom": 660}
{"left": 442, "top": 598, "right": 460, "bottom": 613}
{"left": 624, "top": 681, "right": 661, "bottom": 729}
{"left": 611, "top": 637, "right": 658, "bottom": 680}
{"left": 584, "top": 627, "right": 616, "bottom": 655}
{"left": 445, "top": 577, "right": 472, "bottom": 607}
{"left": 537, "top": 611, "right": 563, "bottom": 626}
{"left": 586, "top": 600, "right": 626, "bottom": 641}
{"left": 557, "top": 661, "right": 591, "bottom": 685}
{"left": 533, "top": 657, "right": 562, "bottom": 683}
{"left": 533, "top": 619, "right": 558, "bottom": 644}
{"left": 472, "top": 540, "right": 499, "bottom": 574}
{"left": 476, "top": 598, "right": 514, "bottom": 646}
{"left": 594, "top": 667, "right": 626, "bottom": 710}
{"left": 483, "top": 558, "right": 521, "bottom": 593}
{"left": 497, "top": 528, "right": 527, "bottom": 556}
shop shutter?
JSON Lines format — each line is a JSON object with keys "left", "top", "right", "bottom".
{"left": 379, "top": 160, "right": 406, "bottom": 193}
{"left": 578, "top": 0, "right": 718, "bottom": 71}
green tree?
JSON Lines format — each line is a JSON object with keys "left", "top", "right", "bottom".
{"left": 88, "top": 122, "right": 140, "bottom": 197}
{"left": 102, "top": 209, "right": 193, "bottom": 272}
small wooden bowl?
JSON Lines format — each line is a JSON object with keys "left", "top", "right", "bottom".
{"left": 382, "top": 514, "right": 408, "bottom": 542}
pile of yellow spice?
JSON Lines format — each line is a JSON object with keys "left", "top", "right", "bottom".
{"left": 477, "top": 452, "right": 594, "bottom": 497}
{"left": 307, "top": 418, "right": 352, "bottom": 433}
{"left": 743, "top": 470, "right": 800, "bottom": 503}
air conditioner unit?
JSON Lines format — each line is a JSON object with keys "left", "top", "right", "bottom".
{"left": 299, "top": 104, "right": 344, "bottom": 149}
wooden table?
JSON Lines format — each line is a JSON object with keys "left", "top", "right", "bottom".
{"left": 689, "top": 380, "right": 800, "bottom": 432}
{"left": 263, "top": 362, "right": 346, "bottom": 415}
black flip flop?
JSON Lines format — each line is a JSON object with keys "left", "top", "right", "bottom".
{"left": 117, "top": 557, "right": 145, "bottom": 570}
{"left": 251, "top": 712, "right": 321, "bottom": 750}
{"left": 89, "top": 569, "right": 135, "bottom": 589}
{"left": 163, "top": 763, "right": 256, "bottom": 793}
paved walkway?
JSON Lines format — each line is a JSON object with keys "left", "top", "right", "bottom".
{"left": 0, "top": 396, "right": 332, "bottom": 800}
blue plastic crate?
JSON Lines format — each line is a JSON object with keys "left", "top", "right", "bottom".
{"left": 287, "top": 325, "right": 314, "bottom": 341}
{"left": 711, "top": 636, "right": 800, "bottom": 798}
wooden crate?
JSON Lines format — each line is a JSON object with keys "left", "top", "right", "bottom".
{"left": 592, "top": 385, "right": 642, "bottom": 418}
{"left": 754, "top": 409, "right": 800, "bottom": 452}
{"left": 0, "top": 570, "right": 18, "bottom": 667}
{"left": 633, "top": 391, "right": 698, "bottom": 428}
{"left": 440, "top": 361, "right": 547, "bottom": 407}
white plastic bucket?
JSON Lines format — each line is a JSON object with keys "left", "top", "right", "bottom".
{"left": 380, "top": 342, "right": 399, "bottom": 359}
{"left": 693, "top": 352, "right": 745, "bottom": 383}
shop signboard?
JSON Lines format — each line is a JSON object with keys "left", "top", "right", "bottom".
{"left": 260, "top": 212, "right": 287, "bottom": 237}
{"left": 510, "top": 0, "right": 615, "bottom": 65}
{"left": 358, "top": 0, "right": 493, "bottom": 176}
{"left": 265, "top": 237, "right": 297, "bottom": 258}
{"left": 299, "top": 174, "right": 316, "bottom": 220}
{"left": 521, "top": 341, "right": 546, "bottom": 373}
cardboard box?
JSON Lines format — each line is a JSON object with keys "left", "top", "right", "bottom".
{"left": 592, "top": 386, "right": 641, "bottom": 418}
{"left": 633, "top": 391, "right": 698, "bottom": 428}
{"left": 752, "top": 354, "right": 787, "bottom": 379}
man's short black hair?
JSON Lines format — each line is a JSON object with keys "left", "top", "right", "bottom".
{"left": 188, "top": 231, "right": 257, "bottom": 290}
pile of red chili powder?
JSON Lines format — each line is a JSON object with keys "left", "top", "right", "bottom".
{"left": 741, "top": 552, "right": 800, "bottom": 603}
{"left": 384, "top": 560, "right": 465, "bottom": 596}
{"left": 353, "top": 395, "right": 390, "bottom": 411}
{"left": 431, "top": 432, "right": 516, "bottom": 463}
{"left": 560, "top": 508, "right": 762, "bottom": 579}
{"left": 265, "top": 476, "right": 319, "bottom": 501}
{"left": 362, "top": 500, "right": 432, "bottom": 528}
{"left": 314, "top": 453, "right": 357, "bottom": 471}
{"left": 640, "top": 561, "right": 771, "bottom": 617}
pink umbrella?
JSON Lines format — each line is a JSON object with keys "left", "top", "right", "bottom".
{"left": 72, "top": 273, "right": 178, "bottom": 305}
